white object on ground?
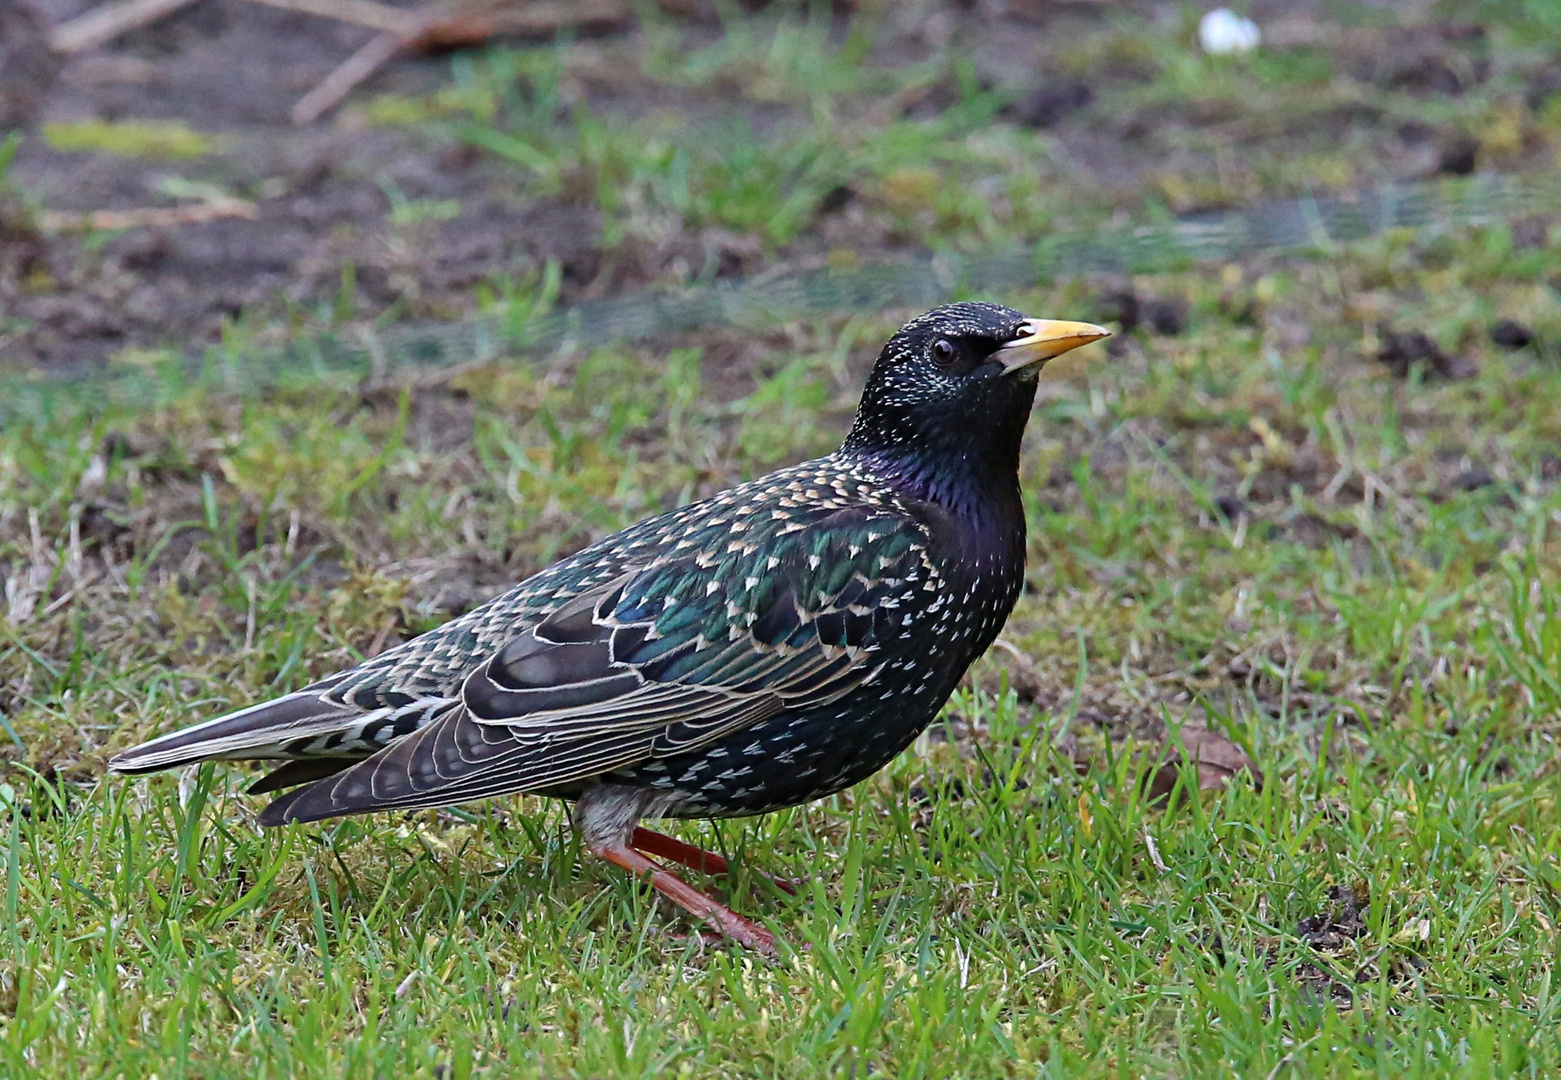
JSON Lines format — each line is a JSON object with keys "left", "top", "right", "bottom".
{"left": 1199, "top": 8, "right": 1261, "bottom": 55}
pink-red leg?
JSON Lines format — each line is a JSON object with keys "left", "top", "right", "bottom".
{"left": 631, "top": 826, "right": 730, "bottom": 874}
{"left": 592, "top": 840, "right": 777, "bottom": 956}
{"left": 630, "top": 826, "right": 800, "bottom": 895}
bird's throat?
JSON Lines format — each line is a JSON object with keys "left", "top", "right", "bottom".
{"left": 842, "top": 374, "right": 1036, "bottom": 542}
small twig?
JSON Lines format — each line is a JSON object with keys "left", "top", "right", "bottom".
{"left": 272, "top": 0, "right": 634, "bottom": 124}
{"left": 414, "top": 0, "right": 631, "bottom": 49}
{"left": 244, "top": 0, "right": 421, "bottom": 36}
{"left": 290, "top": 28, "right": 412, "bottom": 125}
{"left": 49, "top": 0, "right": 202, "bottom": 54}
{"left": 39, "top": 570, "right": 104, "bottom": 618}
{"left": 38, "top": 197, "right": 258, "bottom": 234}
{"left": 366, "top": 614, "right": 397, "bottom": 658}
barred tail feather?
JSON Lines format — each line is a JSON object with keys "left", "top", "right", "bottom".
{"left": 108, "top": 691, "right": 360, "bottom": 775}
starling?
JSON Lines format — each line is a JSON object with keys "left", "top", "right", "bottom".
{"left": 111, "top": 302, "right": 1109, "bottom": 953}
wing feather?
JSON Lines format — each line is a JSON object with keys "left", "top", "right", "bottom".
{"left": 262, "top": 505, "right": 929, "bottom": 824}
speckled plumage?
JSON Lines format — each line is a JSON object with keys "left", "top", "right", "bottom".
{"left": 112, "top": 302, "right": 1105, "bottom": 851}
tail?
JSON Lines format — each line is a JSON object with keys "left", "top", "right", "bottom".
{"left": 108, "top": 689, "right": 362, "bottom": 776}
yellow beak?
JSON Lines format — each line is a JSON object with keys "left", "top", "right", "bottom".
{"left": 995, "top": 319, "right": 1111, "bottom": 374}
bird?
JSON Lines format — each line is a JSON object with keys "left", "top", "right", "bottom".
{"left": 110, "top": 302, "right": 1109, "bottom": 953}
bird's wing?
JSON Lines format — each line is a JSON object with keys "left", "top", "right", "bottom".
{"left": 260, "top": 504, "right": 936, "bottom": 823}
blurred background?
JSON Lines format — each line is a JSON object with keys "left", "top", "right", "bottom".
{"left": 2, "top": 0, "right": 1557, "bottom": 379}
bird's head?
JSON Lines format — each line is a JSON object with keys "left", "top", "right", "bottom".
{"left": 841, "top": 302, "right": 1108, "bottom": 508}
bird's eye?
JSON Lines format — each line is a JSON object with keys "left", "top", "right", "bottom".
{"left": 931, "top": 339, "right": 956, "bottom": 366}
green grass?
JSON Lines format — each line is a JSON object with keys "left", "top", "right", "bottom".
{"left": 39, "top": 120, "right": 225, "bottom": 160}
{"left": 6, "top": 1, "right": 1561, "bottom": 1075}
{"left": 435, "top": 45, "right": 1026, "bottom": 252}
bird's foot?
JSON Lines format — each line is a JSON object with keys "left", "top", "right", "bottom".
{"left": 594, "top": 839, "right": 778, "bottom": 956}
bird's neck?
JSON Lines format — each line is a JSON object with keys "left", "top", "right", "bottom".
{"left": 853, "top": 446, "right": 1022, "bottom": 525}
{"left": 839, "top": 378, "right": 1036, "bottom": 553}
{"left": 842, "top": 441, "right": 1029, "bottom": 590}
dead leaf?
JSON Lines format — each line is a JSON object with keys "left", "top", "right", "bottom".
{"left": 1144, "top": 723, "right": 1264, "bottom": 803}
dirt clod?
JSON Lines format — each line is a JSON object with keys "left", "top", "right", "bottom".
{"left": 1436, "top": 133, "right": 1479, "bottom": 176}
{"left": 1362, "top": 25, "right": 1487, "bottom": 97}
{"left": 1005, "top": 80, "right": 1093, "bottom": 129}
{"left": 1213, "top": 494, "right": 1247, "bottom": 523}
{"left": 1143, "top": 298, "right": 1187, "bottom": 337}
{"left": 1451, "top": 465, "right": 1495, "bottom": 492}
{"left": 1094, "top": 289, "right": 1185, "bottom": 337}
{"left": 815, "top": 184, "right": 857, "bottom": 215}
{"left": 1297, "top": 882, "right": 1368, "bottom": 949}
{"left": 1096, "top": 289, "right": 1141, "bottom": 333}
{"left": 1490, "top": 319, "right": 1535, "bottom": 350}
{"left": 1375, "top": 329, "right": 1476, "bottom": 381}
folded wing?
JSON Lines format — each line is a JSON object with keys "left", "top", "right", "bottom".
{"left": 261, "top": 505, "right": 930, "bottom": 824}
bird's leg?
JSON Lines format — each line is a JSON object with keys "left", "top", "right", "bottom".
{"left": 576, "top": 785, "right": 779, "bottom": 952}
{"left": 630, "top": 826, "right": 728, "bottom": 873}
{"left": 630, "top": 826, "right": 799, "bottom": 896}
{"left": 591, "top": 840, "right": 778, "bottom": 956}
